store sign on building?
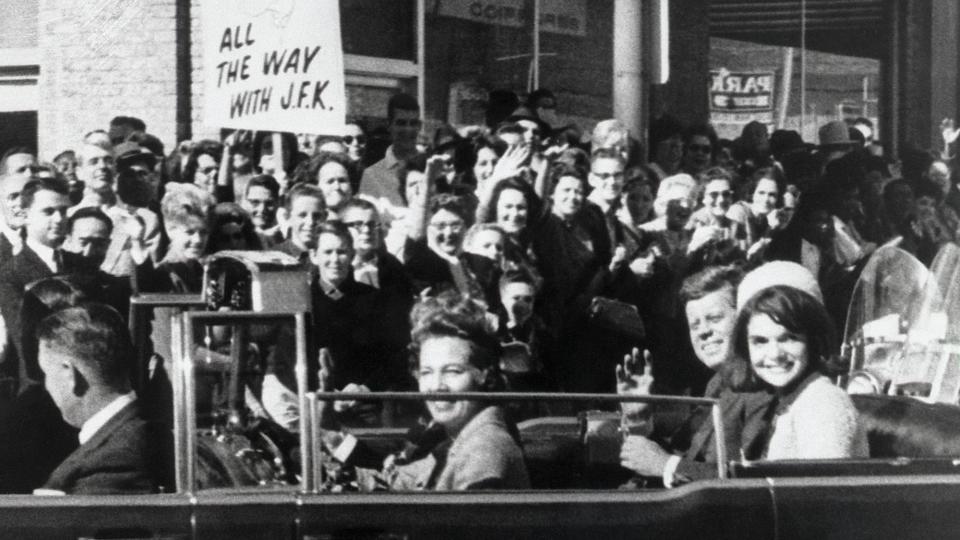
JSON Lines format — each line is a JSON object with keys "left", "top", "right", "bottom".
{"left": 435, "top": 0, "right": 587, "bottom": 36}
{"left": 709, "top": 68, "right": 775, "bottom": 137}
{"left": 201, "top": 0, "right": 347, "bottom": 134}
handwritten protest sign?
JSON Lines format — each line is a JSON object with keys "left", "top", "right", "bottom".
{"left": 201, "top": 0, "right": 346, "bottom": 134}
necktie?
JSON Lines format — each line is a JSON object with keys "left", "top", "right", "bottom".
{"left": 52, "top": 250, "right": 63, "bottom": 273}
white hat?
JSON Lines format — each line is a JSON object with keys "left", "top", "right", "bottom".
{"left": 737, "top": 261, "right": 824, "bottom": 312}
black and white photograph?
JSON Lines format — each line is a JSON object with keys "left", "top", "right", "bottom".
{"left": 0, "top": 0, "right": 957, "bottom": 538}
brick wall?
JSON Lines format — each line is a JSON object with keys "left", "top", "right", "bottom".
{"left": 188, "top": 0, "right": 222, "bottom": 143}
{"left": 37, "top": 0, "right": 180, "bottom": 159}
{"left": 35, "top": 0, "right": 630, "bottom": 154}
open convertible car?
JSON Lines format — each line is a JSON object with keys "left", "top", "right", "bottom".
{"left": 6, "top": 250, "right": 960, "bottom": 540}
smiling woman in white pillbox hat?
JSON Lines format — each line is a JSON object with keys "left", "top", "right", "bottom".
{"left": 736, "top": 260, "right": 824, "bottom": 312}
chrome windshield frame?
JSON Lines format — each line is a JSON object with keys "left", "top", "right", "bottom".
{"left": 308, "top": 390, "right": 726, "bottom": 490}
{"left": 180, "top": 310, "right": 311, "bottom": 495}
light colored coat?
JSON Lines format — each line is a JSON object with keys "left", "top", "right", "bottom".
{"left": 766, "top": 374, "right": 869, "bottom": 460}
{"left": 360, "top": 405, "right": 530, "bottom": 491}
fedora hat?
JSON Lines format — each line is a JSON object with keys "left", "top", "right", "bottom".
{"left": 818, "top": 120, "right": 856, "bottom": 149}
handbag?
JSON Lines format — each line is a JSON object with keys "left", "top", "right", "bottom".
{"left": 587, "top": 297, "right": 645, "bottom": 342}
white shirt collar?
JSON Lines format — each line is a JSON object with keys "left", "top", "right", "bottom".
{"left": 79, "top": 392, "right": 137, "bottom": 445}
{"left": 25, "top": 238, "right": 58, "bottom": 272}
{"left": 319, "top": 277, "right": 345, "bottom": 300}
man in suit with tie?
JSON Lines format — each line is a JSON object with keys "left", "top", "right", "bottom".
{"left": 0, "top": 173, "right": 29, "bottom": 263}
{"left": 36, "top": 303, "right": 173, "bottom": 494}
{"left": 618, "top": 265, "right": 774, "bottom": 486}
{"left": 0, "top": 176, "right": 91, "bottom": 389}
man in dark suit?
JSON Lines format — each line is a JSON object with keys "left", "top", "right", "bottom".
{"left": 36, "top": 304, "right": 173, "bottom": 494}
{"left": 0, "top": 173, "right": 29, "bottom": 263}
{"left": 271, "top": 222, "right": 409, "bottom": 390}
{"left": 619, "top": 265, "right": 774, "bottom": 486}
{"left": 265, "top": 223, "right": 411, "bottom": 428}
{"left": 341, "top": 198, "right": 414, "bottom": 368}
{"left": 0, "top": 177, "right": 93, "bottom": 390}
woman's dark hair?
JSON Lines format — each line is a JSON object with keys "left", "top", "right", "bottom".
{"left": 724, "top": 285, "right": 841, "bottom": 392}
{"left": 739, "top": 166, "right": 785, "bottom": 206}
{"left": 181, "top": 139, "right": 223, "bottom": 186}
{"left": 293, "top": 151, "right": 355, "bottom": 188}
{"left": 482, "top": 177, "right": 541, "bottom": 227}
{"left": 550, "top": 161, "right": 588, "bottom": 193}
{"left": 469, "top": 135, "right": 508, "bottom": 173}
{"left": 552, "top": 147, "right": 590, "bottom": 181}
{"left": 208, "top": 202, "right": 263, "bottom": 252}
{"left": 409, "top": 290, "right": 503, "bottom": 386}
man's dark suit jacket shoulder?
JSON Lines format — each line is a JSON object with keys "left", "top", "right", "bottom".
{"left": 0, "top": 384, "right": 77, "bottom": 493}
{"left": 0, "top": 247, "right": 88, "bottom": 385}
{"left": 402, "top": 238, "right": 501, "bottom": 307}
{"left": 268, "top": 277, "right": 410, "bottom": 392}
{"left": 0, "top": 233, "right": 14, "bottom": 264}
{"left": 42, "top": 401, "right": 173, "bottom": 494}
{"left": 374, "top": 251, "right": 415, "bottom": 370}
{"left": 668, "top": 373, "right": 774, "bottom": 483}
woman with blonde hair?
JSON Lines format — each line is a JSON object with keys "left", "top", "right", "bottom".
{"left": 139, "top": 183, "right": 215, "bottom": 293}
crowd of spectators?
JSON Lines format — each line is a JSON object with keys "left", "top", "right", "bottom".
{"left": 0, "top": 89, "right": 955, "bottom": 494}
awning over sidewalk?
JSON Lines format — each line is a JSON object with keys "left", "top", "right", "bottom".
{"left": 710, "top": 0, "right": 885, "bottom": 59}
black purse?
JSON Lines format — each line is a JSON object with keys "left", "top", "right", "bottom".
{"left": 587, "top": 297, "right": 645, "bottom": 343}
